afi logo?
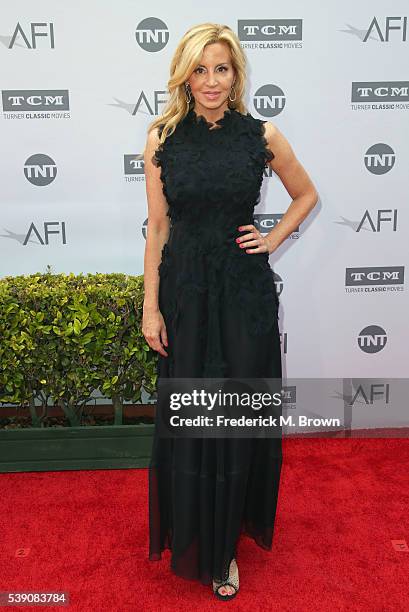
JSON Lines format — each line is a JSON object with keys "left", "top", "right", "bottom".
{"left": 0, "top": 222, "right": 68, "bottom": 246}
{"left": 125, "top": 91, "right": 168, "bottom": 117}
{"left": 364, "top": 16, "right": 408, "bottom": 42}
{"left": 8, "top": 22, "right": 55, "bottom": 48}
{"left": 347, "top": 382, "right": 391, "bottom": 404}
{"left": 357, "top": 210, "right": 398, "bottom": 232}
{"left": 336, "top": 209, "right": 398, "bottom": 232}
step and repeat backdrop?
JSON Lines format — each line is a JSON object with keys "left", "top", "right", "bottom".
{"left": 1, "top": 2, "right": 408, "bottom": 428}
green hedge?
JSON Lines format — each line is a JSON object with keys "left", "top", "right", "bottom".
{"left": 0, "top": 268, "right": 157, "bottom": 427}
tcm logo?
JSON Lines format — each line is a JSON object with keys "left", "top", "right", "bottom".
{"left": 358, "top": 325, "right": 387, "bottom": 353}
{"left": 341, "top": 16, "right": 408, "bottom": 42}
{"left": 280, "top": 385, "right": 297, "bottom": 408}
{"left": 253, "top": 85, "right": 286, "bottom": 117}
{"left": 351, "top": 82, "right": 409, "bottom": 102}
{"left": 364, "top": 144, "right": 395, "bottom": 174}
{"left": 6, "top": 22, "right": 55, "bottom": 48}
{"left": 345, "top": 266, "right": 404, "bottom": 286}
{"left": 1, "top": 222, "right": 67, "bottom": 245}
{"left": 135, "top": 17, "right": 169, "bottom": 51}
{"left": 335, "top": 209, "right": 398, "bottom": 232}
{"left": 238, "top": 19, "right": 303, "bottom": 41}
{"left": 24, "top": 154, "right": 57, "bottom": 186}
{"left": 124, "top": 153, "right": 144, "bottom": 175}
{"left": 254, "top": 213, "right": 299, "bottom": 238}
{"left": 2, "top": 90, "right": 69, "bottom": 112}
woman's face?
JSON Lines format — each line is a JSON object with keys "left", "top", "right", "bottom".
{"left": 187, "top": 42, "right": 236, "bottom": 114}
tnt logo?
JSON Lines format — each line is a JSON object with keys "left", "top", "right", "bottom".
{"left": 253, "top": 84, "right": 286, "bottom": 117}
{"left": 364, "top": 144, "right": 395, "bottom": 175}
{"left": 24, "top": 154, "right": 57, "bottom": 186}
{"left": 135, "top": 17, "right": 169, "bottom": 52}
{"left": 357, "top": 325, "right": 387, "bottom": 354}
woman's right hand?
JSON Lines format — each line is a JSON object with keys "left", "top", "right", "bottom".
{"left": 142, "top": 306, "right": 169, "bottom": 357}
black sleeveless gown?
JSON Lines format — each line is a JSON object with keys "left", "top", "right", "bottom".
{"left": 148, "top": 106, "right": 282, "bottom": 586}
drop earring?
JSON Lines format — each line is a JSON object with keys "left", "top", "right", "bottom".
{"left": 228, "top": 84, "right": 237, "bottom": 102}
{"left": 185, "top": 83, "right": 192, "bottom": 103}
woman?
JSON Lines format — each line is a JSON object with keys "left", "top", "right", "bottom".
{"left": 142, "top": 22, "right": 318, "bottom": 600}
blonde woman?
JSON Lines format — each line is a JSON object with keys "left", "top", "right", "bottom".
{"left": 143, "top": 22, "right": 318, "bottom": 600}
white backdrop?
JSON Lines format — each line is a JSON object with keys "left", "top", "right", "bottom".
{"left": 1, "top": 2, "right": 408, "bottom": 424}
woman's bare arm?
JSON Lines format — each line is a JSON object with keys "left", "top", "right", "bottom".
{"left": 263, "top": 121, "right": 318, "bottom": 252}
{"left": 237, "top": 122, "right": 318, "bottom": 254}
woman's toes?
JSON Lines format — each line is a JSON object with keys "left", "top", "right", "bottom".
{"left": 219, "top": 585, "right": 233, "bottom": 596}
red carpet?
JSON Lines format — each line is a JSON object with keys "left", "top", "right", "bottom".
{"left": 0, "top": 437, "right": 408, "bottom": 611}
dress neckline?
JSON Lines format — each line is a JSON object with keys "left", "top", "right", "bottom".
{"left": 187, "top": 106, "right": 235, "bottom": 131}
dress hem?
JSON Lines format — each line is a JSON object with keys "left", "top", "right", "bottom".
{"left": 148, "top": 520, "right": 278, "bottom": 586}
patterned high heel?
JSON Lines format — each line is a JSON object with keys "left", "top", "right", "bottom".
{"left": 212, "top": 558, "right": 239, "bottom": 600}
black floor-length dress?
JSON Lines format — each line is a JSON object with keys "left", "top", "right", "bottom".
{"left": 148, "top": 106, "right": 282, "bottom": 586}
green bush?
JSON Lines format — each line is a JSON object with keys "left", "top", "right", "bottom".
{"left": 0, "top": 268, "right": 157, "bottom": 427}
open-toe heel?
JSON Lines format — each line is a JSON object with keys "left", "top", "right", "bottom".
{"left": 212, "top": 558, "right": 239, "bottom": 601}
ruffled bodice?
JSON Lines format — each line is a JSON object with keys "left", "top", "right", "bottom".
{"left": 151, "top": 106, "right": 279, "bottom": 377}
{"left": 152, "top": 106, "right": 274, "bottom": 228}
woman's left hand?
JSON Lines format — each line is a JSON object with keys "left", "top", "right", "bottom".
{"left": 235, "top": 224, "right": 273, "bottom": 255}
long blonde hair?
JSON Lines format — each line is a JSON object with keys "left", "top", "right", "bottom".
{"left": 145, "top": 22, "right": 248, "bottom": 153}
